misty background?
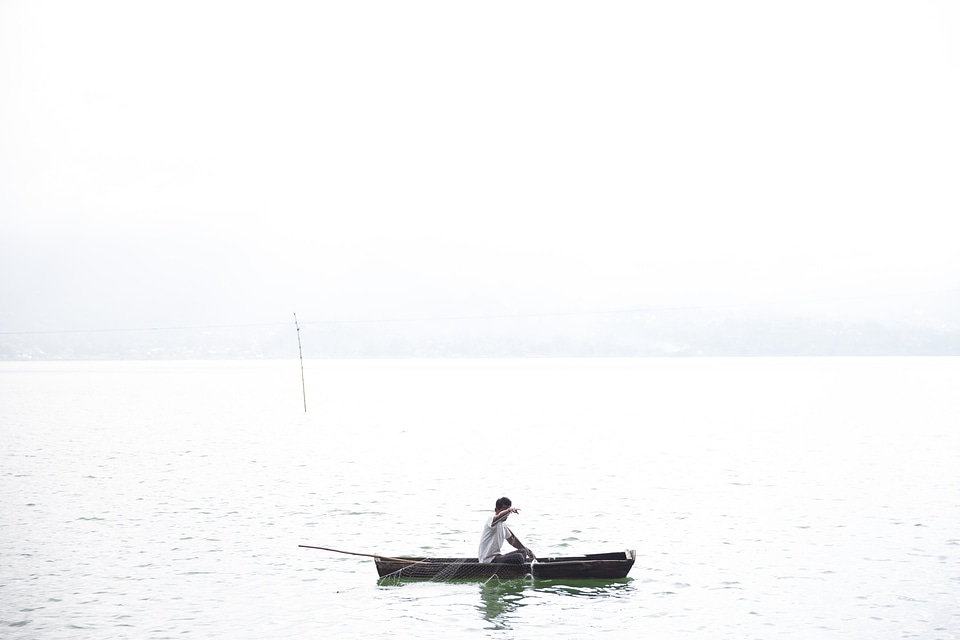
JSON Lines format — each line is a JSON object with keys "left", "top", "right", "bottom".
{"left": 2, "top": 1, "right": 959, "bottom": 359}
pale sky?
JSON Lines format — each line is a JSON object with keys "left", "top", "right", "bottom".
{"left": 2, "top": 1, "right": 958, "bottom": 333}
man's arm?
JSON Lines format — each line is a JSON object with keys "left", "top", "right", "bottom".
{"left": 506, "top": 533, "right": 536, "bottom": 559}
{"left": 491, "top": 506, "right": 519, "bottom": 526}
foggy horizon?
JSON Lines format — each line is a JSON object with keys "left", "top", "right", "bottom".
{"left": 2, "top": 2, "right": 958, "bottom": 359}
{"left": 4, "top": 286, "right": 959, "bottom": 359}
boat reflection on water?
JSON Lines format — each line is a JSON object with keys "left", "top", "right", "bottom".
{"left": 478, "top": 580, "right": 525, "bottom": 628}
{"left": 477, "top": 578, "right": 634, "bottom": 628}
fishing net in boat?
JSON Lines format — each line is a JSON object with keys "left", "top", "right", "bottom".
{"left": 377, "top": 558, "right": 472, "bottom": 583}
{"left": 377, "top": 558, "right": 467, "bottom": 584}
{"left": 376, "top": 556, "right": 535, "bottom": 584}
{"left": 423, "top": 559, "right": 477, "bottom": 582}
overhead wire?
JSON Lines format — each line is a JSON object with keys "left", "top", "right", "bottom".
{"left": 0, "top": 289, "right": 950, "bottom": 337}
{"left": 0, "top": 303, "right": 751, "bottom": 336}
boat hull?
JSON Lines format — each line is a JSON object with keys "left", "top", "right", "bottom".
{"left": 375, "top": 550, "right": 635, "bottom": 580}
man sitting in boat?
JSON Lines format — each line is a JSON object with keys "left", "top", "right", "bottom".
{"left": 478, "top": 497, "right": 536, "bottom": 564}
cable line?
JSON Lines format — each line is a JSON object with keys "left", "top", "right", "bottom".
{"left": 0, "top": 290, "right": 945, "bottom": 337}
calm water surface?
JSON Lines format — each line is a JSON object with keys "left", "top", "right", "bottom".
{"left": 2, "top": 358, "right": 959, "bottom": 639}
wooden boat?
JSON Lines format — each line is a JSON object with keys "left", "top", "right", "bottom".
{"left": 375, "top": 550, "right": 635, "bottom": 580}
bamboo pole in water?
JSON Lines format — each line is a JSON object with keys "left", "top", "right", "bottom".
{"left": 294, "top": 313, "right": 306, "bottom": 412}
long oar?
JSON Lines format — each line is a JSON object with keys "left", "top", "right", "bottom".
{"left": 298, "top": 544, "right": 427, "bottom": 564}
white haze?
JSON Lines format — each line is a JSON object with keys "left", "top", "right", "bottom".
{"left": 1, "top": 1, "right": 959, "bottom": 347}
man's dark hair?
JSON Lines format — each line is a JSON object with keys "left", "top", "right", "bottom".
{"left": 495, "top": 497, "right": 512, "bottom": 510}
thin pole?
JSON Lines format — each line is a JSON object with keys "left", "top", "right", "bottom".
{"left": 298, "top": 545, "right": 426, "bottom": 564}
{"left": 294, "top": 313, "right": 306, "bottom": 412}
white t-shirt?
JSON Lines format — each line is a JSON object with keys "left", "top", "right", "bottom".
{"left": 478, "top": 513, "right": 512, "bottom": 563}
